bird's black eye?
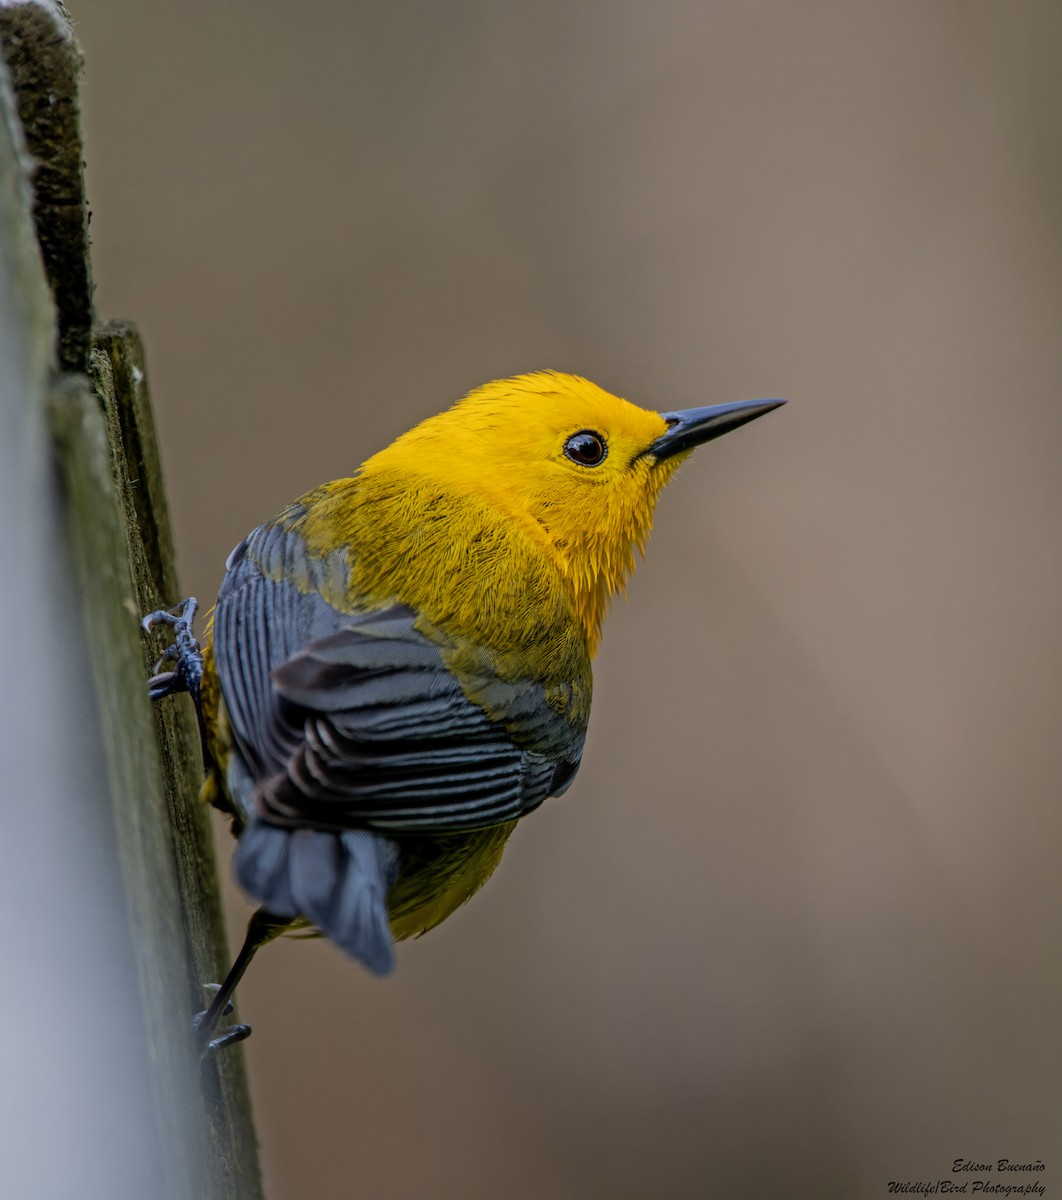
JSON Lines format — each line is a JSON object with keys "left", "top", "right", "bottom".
{"left": 563, "top": 430, "right": 608, "bottom": 467}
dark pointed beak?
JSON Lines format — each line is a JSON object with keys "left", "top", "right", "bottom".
{"left": 645, "top": 398, "right": 787, "bottom": 463}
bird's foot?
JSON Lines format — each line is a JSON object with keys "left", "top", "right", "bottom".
{"left": 195, "top": 983, "right": 252, "bottom": 1058}
{"left": 142, "top": 597, "right": 203, "bottom": 701}
{"left": 199, "top": 1022, "right": 253, "bottom": 1058}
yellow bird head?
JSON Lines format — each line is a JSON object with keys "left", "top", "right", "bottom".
{"left": 364, "top": 371, "right": 784, "bottom": 650}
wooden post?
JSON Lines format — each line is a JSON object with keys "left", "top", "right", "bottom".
{"left": 0, "top": 4, "right": 264, "bottom": 1197}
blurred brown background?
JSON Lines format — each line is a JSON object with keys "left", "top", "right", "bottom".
{"left": 76, "top": 3, "right": 1062, "bottom": 1197}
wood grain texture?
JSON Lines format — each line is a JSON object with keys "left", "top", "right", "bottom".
{"left": 93, "top": 325, "right": 265, "bottom": 1198}
{"left": 0, "top": 0, "right": 92, "bottom": 373}
{"left": 1, "top": 4, "right": 264, "bottom": 1197}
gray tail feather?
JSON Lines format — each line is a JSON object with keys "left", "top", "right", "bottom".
{"left": 235, "top": 822, "right": 399, "bottom": 975}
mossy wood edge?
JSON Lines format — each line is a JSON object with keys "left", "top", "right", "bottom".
{"left": 0, "top": 3, "right": 264, "bottom": 1197}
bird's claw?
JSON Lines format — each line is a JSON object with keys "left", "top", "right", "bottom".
{"left": 194, "top": 983, "right": 250, "bottom": 1058}
{"left": 142, "top": 597, "right": 203, "bottom": 701}
{"left": 201, "top": 1023, "right": 252, "bottom": 1057}
{"left": 141, "top": 595, "right": 199, "bottom": 637}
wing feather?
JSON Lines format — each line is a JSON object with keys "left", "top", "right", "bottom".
{"left": 212, "top": 523, "right": 585, "bottom": 834}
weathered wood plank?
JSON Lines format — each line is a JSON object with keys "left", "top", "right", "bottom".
{"left": 49, "top": 371, "right": 216, "bottom": 1199}
{"left": 93, "top": 325, "right": 265, "bottom": 1198}
{"left": 0, "top": 20, "right": 178, "bottom": 1198}
{"left": 0, "top": 0, "right": 92, "bottom": 373}
{"left": 0, "top": 4, "right": 264, "bottom": 1197}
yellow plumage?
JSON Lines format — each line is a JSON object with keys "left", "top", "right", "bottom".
{"left": 148, "top": 370, "right": 784, "bottom": 1050}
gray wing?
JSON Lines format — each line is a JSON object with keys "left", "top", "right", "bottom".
{"left": 213, "top": 522, "right": 585, "bottom": 834}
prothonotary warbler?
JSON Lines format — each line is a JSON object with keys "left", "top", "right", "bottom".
{"left": 144, "top": 370, "right": 785, "bottom": 1052}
